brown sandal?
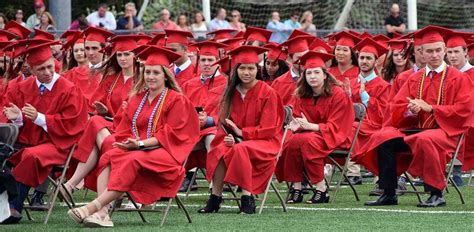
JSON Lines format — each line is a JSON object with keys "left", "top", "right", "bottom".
{"left": 83, "top": 212, "right": 114, "bottom": 228}
{"left": 67, "top": 199, "right": 102, "bottom": 224}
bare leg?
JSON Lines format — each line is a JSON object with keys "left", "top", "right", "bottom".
{"left": 241, "top": 189, "right": 251, "bottom": 196}
{"left": 315, "top": 180, "right": 327, "bottom": 192}
{"left": 211, "top": 158, "right": 226, "bottom": 196}
{"left": 293, "top": 182, "right": 302, "bottom": 190}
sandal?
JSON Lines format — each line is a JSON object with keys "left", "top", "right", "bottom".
{"left": 306, "top": 190, "right": 329, "bottom": 204}
{"left": 83, "top": 212, "right": 114, "bottom": 228}
{"left": 287, "top": 189, "right": 303, "bottom": 204}
{"left": 67, "top": 199, "right": 101, "bottom": 224}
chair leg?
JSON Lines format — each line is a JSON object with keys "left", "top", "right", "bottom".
{"left": 468, "top": 171, "right": 473, "bottom": 186}
{"left": 448, "top": 177, "right": 465, "bottom": 204}
{"left": 160, "top": 198, "right": 173, "bottom": 227}
{"left": 226, "top": 183, "right": 241, "bottom": 209}
{"left": 403, "top": 173, "right": 423, "bottom": 203}
{"left": 258, "top": 175, "right": 274, "bottom": 214}
{"left": 82, "top": 188, "right": 89, "bottom": 200}
{"left": 126, "top": 193, "right": 147, "bottom": 223}
{"left": 175, "top": 196, "right": 192, "bottom": 223}
{"left": 271, "top": 182, "right": 287, "bottom": 212}
{"left": 185, "top": 171, "right": 198, "bottom": 200}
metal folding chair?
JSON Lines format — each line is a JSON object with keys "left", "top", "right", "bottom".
{"left": 184, "top": 167, "right": 208, "bottom": 200}
{"left": 0, "top": 123, "right": 19, "bottom": 146}
{"left": 326, "top": 103, "right": 366, "bottom": 203}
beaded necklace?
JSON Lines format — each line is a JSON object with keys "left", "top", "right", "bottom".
{"left": 416, "top": 66, "right": 447, "bottom": 128}
{"left": 107, "top": 73, "right": 121, "bottom": 96}
{"left": 131, "top": 87, "right": 168, "bottom": 139}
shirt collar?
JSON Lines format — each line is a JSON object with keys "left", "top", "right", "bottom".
{"left": 413, "top": 64, "right": 420, "bottom": 72}
{"left": 36, "top": 72, "right": 60, "bottom": 91}
{"left": 460, "top": 62, "right": 473, "bottom": 73}
{"left": 201, "top": 70, "right": 221, "bottom": 82}
{"left": 176, "top": 58, "right": 191, "bottom": 72}
{"left": 358, "top": 70, "right": 377, "bottom": 83}
{"left": 425, "top": 61, "right": 446, "bottom": 76}
{"left": 290, "top": 68, "right": 299, "bottom": 81}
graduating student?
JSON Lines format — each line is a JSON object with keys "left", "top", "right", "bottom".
{"left": 199, "top": 45, "right": 284, "bottom": 214}
{"left": 342, "top": 38, "right": 390, "bottom": 185}
{"left": 63, "top": 27, "right": 113, "bottom": 104}
{"left": 67, "top": 45, "right": 200, "bottom": 228}
{"left": 60, "top": 35, "right": 139, "bottom": 200}
{"left": 328, "top": 31, "right": 360, "bottom": 83}
{"left": 271, "top": 32, "right": 313, "bottom": 105}
{"left": 275, "top": 51, "right": 354, "bottom": 204}
{"left": 60, "top": 30, "right": 86, "bottom": 73}
{"left": 382, "top": 39, "right": 412, "bottom": 85}
{"left": 357, "top": 26, "right": 472, "bottom": 207}
{"left": 179, "top": 41, "right": 228, "bottom": 191}
{"left": 262, "top": 42, "right": 289, "bottom": 85}
{"left": 164, "top": 29, "right": 196, "bottom": 86}
{"left": 2, "top": 41, "right": 88, "bottom": 223}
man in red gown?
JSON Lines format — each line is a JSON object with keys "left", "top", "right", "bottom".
{"left": 164, "top": 29, "right": 196, "bottom": 86}
{"left": 2, "top": 41, "right": 88, "bottom": 223}
{"left": 361, "top": 26, "right": 472, "bottom": 207}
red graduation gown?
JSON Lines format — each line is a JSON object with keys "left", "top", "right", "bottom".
{"left": 4, "top": 76, "right": 88, "bottom": 187}
{"left": 271, "top": 71, "right": 297, "bottom": 106}
{"left": 171, "top": 63, "right": 197, "bottom": 87}
{"left": 206, "top": 81, "right": 284, "bottom": 194}
{"left": 461, "top": 68, "right": 474, "bottom": 171}
{"left": 63, "top": 64, "right": 100, "bottom": 105}
{"left": 353, "top": 66, "right": 472, "bottom": 190}
{"left": 349, "top": 76, "right": 390, "bottom": 154}
{"left": 203, "top": 85, "right": 226, "bottom": 128}
{"left": 328, "top": 65, "right": 359, "bottom": 82}
{"left": 275, "top": 86, "right": 354, "bottom": 183}
{"left": 97, "top": 90, "right": 200, "bottom": 204}
{"left": 181, "top": 74, "right": 227, "bottom": 170}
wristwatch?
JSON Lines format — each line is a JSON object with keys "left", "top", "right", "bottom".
{"left": 138, "top": 141, "right": 145, "bottom": 149}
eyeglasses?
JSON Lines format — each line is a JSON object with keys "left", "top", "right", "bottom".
{"left": 231, "top": 14, "right": 238, "bottom": 17}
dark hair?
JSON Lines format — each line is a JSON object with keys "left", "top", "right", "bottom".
{"left": 261, "top": 59, "right": 289, "bottom": 82}
{"left": 98, "top": 3, "right": 108, "bottom": 9}
{"left": 330, "top": 46, "right": 358, "bottom": 67}
{"left": 219, "top": 63, "right": 260, "bottom": 122}
{"left": 296, "top": 67, "right": 337, "bottom": 98}
{"left": 0, "top": 13, "right": 9, "bottom": 24}
{"left": 382, "top": 44, "right": 413, "bottom": 82}
{"left": 96, "top": 52, "right": 128, "bottom": 84}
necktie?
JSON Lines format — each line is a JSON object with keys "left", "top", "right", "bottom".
{"left": 175, "top": 67, "right": 181, "bottom": 76}
{"left": 39, "top": 84, "right": 46, "bottom": 96}
{"left": 428, "top": 71, "right": 435, "bottom": 78}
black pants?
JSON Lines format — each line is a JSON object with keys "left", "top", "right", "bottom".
{"left": 377, "top": 138, "right": 442, "bottom": 196}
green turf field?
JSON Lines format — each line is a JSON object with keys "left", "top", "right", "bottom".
{"left": 3, "top": 177, "right": 474, "bottom": 231}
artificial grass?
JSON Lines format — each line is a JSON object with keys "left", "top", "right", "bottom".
{"left": 2, "top": 178, "right": 474, "bottom": 231}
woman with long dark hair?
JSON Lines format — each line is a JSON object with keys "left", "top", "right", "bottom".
{"left": 382, "top": 39, "right": 412, "bottom": 84}
{"left": 328, "top": 31, "right": 360, "bottom": 83}
{"left": 275, "top": 51, "right": 354, "bottom": 204}
{"left": 61, "top": 31, "right": 87, "bottom": 73}
{"left": 198, "top": 45, "right": 284, "bottom": 214}
{"left": 67, "top": 46, "right": 200, "bottom": 228}
{"left": 262, "top": 42, "right": 289, "bottom": 85}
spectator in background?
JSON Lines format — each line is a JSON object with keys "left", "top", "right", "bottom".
{"left": 300, "top": 11, "right": 316, "bottom": 34}
{"left": 26, "top": 0, "right": 46, "bottom": 30}
{"left": 266, "top": 11, "right": 288, "bottom": 43}
{"left": 191, "top": 11, "right": 208, "bottom": 39}
{"left": 384, "top": 3, "right": 406, "bottom": 38}
{"left": 116, "top": 2, "right": 143, "bottom": 31}
{"left": 229, "top": 10, "right": 246, "bottom": 32}
{"left": 208, "top": 8, "right": 231, "bottom": 31}
{"left": 152, "top": 8, "right": 178, "bottom": 30}
{"left": 69, "top": 13, "right": 89, "bottom": 30}
{"left": 177, "top": 15, "right": 191, "bottom": 31}
{"left": 86, "top": 3, "right": 117, "bottom": 30}
{"left": 284, "top": 12, "right": 302, "bottom": 30}
{"left": 35, "top": 11, "right": 56, "bottom": 31}
{"left": 0, "top": 13, "right": 8, "bottom": 29}
{"left": 15, "top": 10, "right": 27, "bottom": 27}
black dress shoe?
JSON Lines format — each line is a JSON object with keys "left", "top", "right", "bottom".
{"left": 342, "top": 176, "right": 362, "bottom": 185}
{"left": 365, "top": 194, "right": 398, "bottom": 206}
{"left": 240, "top": 195, "right": 256, "bottom": 214}
{"left": 198, "top": 194, "right": 222, "bottom": 213}
{"left": 306, "top": 190, "right": 329, "bottom": 204}
{"left": 286, "top": 189, "right": 303, "bottom": 204}
{"left": 178, "top": 175, "right": 197, "bottom": 192}
{"left": 0, "top": 210, "right": 22, "bottom": 224}
{"left": 417, "top": 195, "right": 446, "bottom": 208}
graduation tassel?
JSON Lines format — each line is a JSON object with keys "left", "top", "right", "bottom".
{"left": 403, "top": 43, "right": 414, "bottom": 71}
{"left": 194, "top": 48, "right": 200, "bottom": 76}
{"left": 207, "top": 65, "right": 219, "bottom": 90}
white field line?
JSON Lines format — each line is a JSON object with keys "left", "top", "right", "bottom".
{"left": 65, "top": 202, "right": 474, "bottom": 214}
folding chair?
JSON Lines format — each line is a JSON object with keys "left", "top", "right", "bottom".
{"left": 326, "top": 103, "right": 366, "bottom": 203}
{"left": 394, "top": 130, "right": 466, "bottom": 204}
{"left": 23, "top": 144, "right": 77, "bottom": 224}
{"left": 184, "top": 167, "right": 208, "bottom": 199}
{"left": 0, "top": 123, "right": 19, "bottom": 146}
{"left": 109, "top": 153, "right": 192, "bottom": 227}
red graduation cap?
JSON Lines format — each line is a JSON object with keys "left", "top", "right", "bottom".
{"left": 207, "top": 29, "right": 236, "bottom": 41}
{"left": 212, "top": 56, "right": 230, "bottom": 74}
{"left": 148, "top": 33, "right": 166, "bottom": 46}
{"left": 3, "top": 39, "right": 51, "bottom": 58}
{"left": 333, "top": 31, "right": 361, "bottom": 48}
{"left": 164, "top": 29, "right": 194, "bottom": 45}
{"left": 33, "top": 29, "right": 55, "bottom": 41}
{"left": 221, "top": 37, "right": 244, "bottom": 52}
{"left": 264, "top": 42, "right": 287, "bottom": 61}
{"left": 359, "top": 31, "right": 373, "bottom": 39}
{"left": 347, "top": 30, "right": 361, "bottom": 37}
{"left": 20, "top": 40, "right": 61, "bottom": 66}
{"left": 228, "top": 45, "right": 268, "bottom": 65}
{"left": 309, "top": 37, "right": 332, "bottom": 54}
{"left": 233, "top": 31, "right": 244, "bottom": 38}
{"left": 109, "top": 35, "right": 140, "bottom": 53}
{"left": 83, "top": 26, "right": 114, "bottom": 43}
{"left": 388, "top": 39, "right": 411, "bottom": 51}
{"left": 61, "top": 30, "right": 80, "bottom": 40}
{"left": 0, "top": 30, "right": 18, "bottom": 42}
{"left": 373, "top": 34, "right": 390, "bottom": 43}
{"left": 288, "top": 29, "right": 314, "bottom": 41}
{"left": 281, "top": 35, "right": 313, "bottom": 55}
{"left": 5, "top": 21, "right": 31, "bottom": 39}
{"left": 298, "top": 50, "right": 334, "bottom": 69}
{"left": 354, "top": 37, "right": 388, "bottom": 58}
{"left": 413, "top": 25, "right": 451, "bottom": 45}
{"left": 467, "top": 43, "right": 474, "bottom": 57}
{"left": 445, "top": 31, "right": 472, "bottom": 48}
{"left": 191, "top": 41, "right": 227, "bottom": 57}
{"left": 136, "top": 33, "right": 152, "bottom": 45}
{"left": 131, "top": 45, "right": 150, "bottom": 59}
{"left": 136, "top": 45, "right": 181, "bottom": 66}
{"left": 244, "top": 26, "right": 272, "bottom": 44}
{"left": 392, "top": 32, "right": 402, "bottom": 38}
